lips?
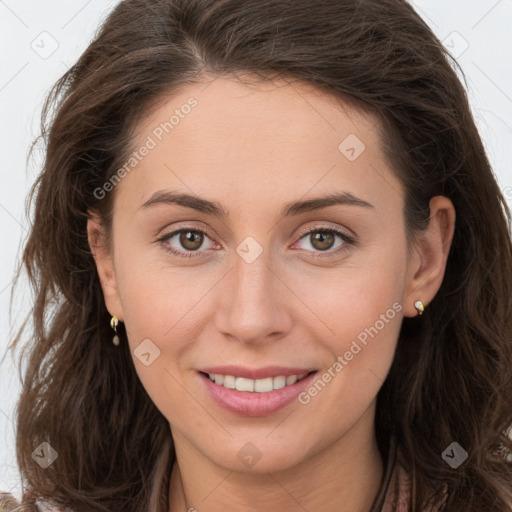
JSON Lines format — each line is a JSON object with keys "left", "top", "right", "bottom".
{"left": 198, "top": 366, "right": 318, "bottom": 416}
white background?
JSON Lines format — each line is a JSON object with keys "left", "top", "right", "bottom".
{"left": 1, "top": 0, "right": 511, "bottom": 499}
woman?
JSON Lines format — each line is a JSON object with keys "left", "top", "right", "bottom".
{"left": 2, "top": 0, "right": 512, "bottom": 511}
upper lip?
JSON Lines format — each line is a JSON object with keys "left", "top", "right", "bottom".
{"left": 198, "top": 365, "right": 316, "bottom": 380}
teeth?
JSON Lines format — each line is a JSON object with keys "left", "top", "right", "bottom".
{"left": 273, "top": 376, "right": 286, "bottom": 389}
{"left": 207, "top": 372, "right": 310, "bottom": 392}
{"left": 286, "top": 375, "right": 298, "bottom": 385}
{"left": 223, "top": 375, "right": 236, "bottom": 389}
{"left": 254, "top": 377, "right": 273, "bottom": 392}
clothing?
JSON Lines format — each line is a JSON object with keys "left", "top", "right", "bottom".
{"left": 371, "top": 436, "right": 447, "bottom": 511}
{"left": 1, "top": 437, "right": 441, "bottom": 511}
{"left": 369, "top": 435, "right": 412, "bottom": 511}
{"left": 0, "top": 493, "right": 60, "bottom": 512}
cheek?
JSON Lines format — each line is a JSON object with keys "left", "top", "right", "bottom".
{"left": 292, "top": 241, "right": 406, "bottom": 414}
{"left": 297, "top": 310, "right": 401, "bottom": 444}
{"left": 291, "top": 235, "right": 407, "bottom": 350}
{"left": 112, "top": 224, "right": 199, "bottom": 334}
{"left": 112, "top": 239, "right": 215, "bottom": 400}
{"left": 113, "top": 250, "right": 201, "bottom": 421}
{"left": 304, "top": 280, "right": 402, "bottom": 389}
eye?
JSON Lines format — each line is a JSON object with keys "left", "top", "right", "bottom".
{"left": 292, "top": 226, "right": 355, "bottom": 258}
{"left": 157, "top": 224, "right": 356, "bottom": 260}
{"left": 158, "top": 227, "right": 217, "bottom": 259}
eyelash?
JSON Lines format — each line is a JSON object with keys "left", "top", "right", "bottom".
{"left": 157, "top": 225, "right": 356, "bottom": 260}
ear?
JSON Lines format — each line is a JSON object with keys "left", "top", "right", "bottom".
{"left": 403, "top": 196, "right": 456, "bottom": 317}
{"left": 87, "top": 210, "right": 124, "bottom": 322}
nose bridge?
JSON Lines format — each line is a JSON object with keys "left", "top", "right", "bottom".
{"left": 234, "top": 243, "right": 273, "bottom": 306}
{"left": 215, "top": 237, "right": 291, "bottom": 343}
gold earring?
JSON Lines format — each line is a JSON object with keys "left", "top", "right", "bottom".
{"left": 110, "top": 315, "right": 120, "bottom": 346}
{"left": 414, "top": 300, "right": 424, "bottom": 316}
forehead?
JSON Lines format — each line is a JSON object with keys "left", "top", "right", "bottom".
{"left": 116, "top": 75, "right": 402, "bottom": 218}
{"left": 135, "top": 74, "right": 378, "bottom": 151}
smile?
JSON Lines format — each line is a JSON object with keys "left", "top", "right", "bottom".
{"left": 198, "top": 369, "right": 319, "bottom": 416}
{"left": 205, "top": 372, "right": 311, "bottom": 393}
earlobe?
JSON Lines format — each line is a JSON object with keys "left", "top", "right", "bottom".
{"left": 403, "top": 196, "right": 456, "bottom": 317}
{"left": 87, "top": 210, "right": 124, "bottom": 322}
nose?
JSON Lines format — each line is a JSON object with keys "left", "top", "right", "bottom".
{"left": 214, "top": 247, "right": 293, "bottom": 346}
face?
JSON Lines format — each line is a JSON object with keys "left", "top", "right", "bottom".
{"left": 89, "top": 75, "right": 452, "bottom": 475}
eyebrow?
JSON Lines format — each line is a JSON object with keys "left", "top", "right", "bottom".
{"left": 140, "top": 190, "right": 374, "bottom": 222}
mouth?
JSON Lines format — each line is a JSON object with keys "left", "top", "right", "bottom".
{"left": 199, "top": 371, "right": 314, "bottom": 393}
{"left": 197, "top": 368, "right": 319, "bottom": 417}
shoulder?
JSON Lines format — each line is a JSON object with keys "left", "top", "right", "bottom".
{"left": 1, "top": 492, "right": 21, "bottom": 511}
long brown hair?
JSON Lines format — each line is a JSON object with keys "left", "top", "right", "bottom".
{"left": 6, "top": 0, "right": 512, "bottom": 510}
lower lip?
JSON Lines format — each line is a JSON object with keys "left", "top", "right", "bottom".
{"left": 199, "top": 371, "right": 318, "bottom": 417}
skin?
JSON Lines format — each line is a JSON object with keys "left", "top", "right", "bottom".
{"left": 87, "top": 75, "right": 455, "bottom": 512}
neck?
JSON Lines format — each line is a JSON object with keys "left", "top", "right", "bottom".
{"left": 168, "top": 403, "right": 384, "bottom": 512}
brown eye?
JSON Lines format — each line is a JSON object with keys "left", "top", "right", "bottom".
{"left": 179, "top": 230, "right": 204, "bottom": 251}
{"left": 158, "top": 227, "right": 217, "bottom": 259}
{"left": 309, "top": 231, "right": 335, "bottom": 251}
{"left": 294, "top": 226, "right": 355, "bottom": 259}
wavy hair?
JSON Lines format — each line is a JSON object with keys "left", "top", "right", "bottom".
{"left": 6, "top": 0, "right": 512, "bottom": 510}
